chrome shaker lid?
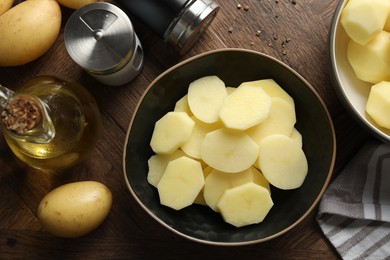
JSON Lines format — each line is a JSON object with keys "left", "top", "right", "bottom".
{"left": 165, "top": 0, "right": 220, "bottom": 54}
{"left": 64, "top": 2, "right": 136, "bottom": 74}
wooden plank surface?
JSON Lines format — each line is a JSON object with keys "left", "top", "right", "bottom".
{"left": 0, "top": 0, "right": 370, "bottom": 259}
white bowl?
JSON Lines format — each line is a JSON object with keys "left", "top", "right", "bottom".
{"left": 330, "top": 0, "right": 390, "bottom": 143}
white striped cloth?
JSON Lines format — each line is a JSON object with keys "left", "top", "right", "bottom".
{"left": 317, "top": 140, "right": 390, "bottom": 260}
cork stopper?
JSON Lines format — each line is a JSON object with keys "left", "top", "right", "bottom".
{"left": 1, "top": 96, "right": 41, "bottom": 135}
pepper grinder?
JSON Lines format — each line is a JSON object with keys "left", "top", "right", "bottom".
{"left": 115, "top": 0, "right": 220, "bottom": 54}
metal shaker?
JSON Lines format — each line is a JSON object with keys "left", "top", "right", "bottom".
{"left": 64, "top": 2, "right": 144, "bottom": 86}
{"left": 115, "top": 0, "right": 220, "bottom": 54}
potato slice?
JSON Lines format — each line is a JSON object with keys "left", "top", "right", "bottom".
{"left": 219, "top": 84, "right": 272, "bottom": 130}
{"left": 157, "top": 156, "right": 204, "bottom": 210}
{"left": 226, "top": 87, "right": 236, "bottom": 94}
{"left": 258, "top": 134, "right": 308, "bottom": 190}
{"left": 150, "top": 112, "right": 195, "bottom": 154}
{"left": 174, "top": 94, "right": 193, "bottom": 116}
{"left": 347, "top": 31, "right": 390, "bottom": 83}
{"left": 147, "top": 149, "right": 186, "bottom": 187}
{"left": 341, "top": 0, "right": 390, "bottom": 45}
{"left": 193, "top": 166, "right": 213, "bottom": 206}
{"left": 366, "top": 81, "right": 390, "bottom": 129}
{"left": 201, "top": 128, "right": 259, "bottom": 173}
{"left": 217, "top": 182, "right": 274, "bottom": 227}
{"left": 246, "top": 97, "right": 296, "bottom": 144}
{"left": 203, "top": 167, "right": 254, "bottom": 211}
{"left": 240, "top": 79, "right": 294, "bottom": 107}
{"left": 181, "top": 116, "right": 222, "bottom": 159}
{"left": 251, "top": 167, "right": 271, "bottom": 194}
{"left": 290, "top": 128, "right": 303, "bottom": 148}
{"left": 188, "top": 75, "right": 227, "bottom": 123}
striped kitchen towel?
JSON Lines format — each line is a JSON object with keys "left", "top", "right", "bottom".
{"left": 317, "top": 140, "right": 390, "bottom": 260}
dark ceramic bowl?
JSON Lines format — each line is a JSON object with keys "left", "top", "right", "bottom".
{"left": 123, "top": 48, "right": 336, "bottom": 245}
{"left": 330, "top": 0, "right": 390, "bottom": 143}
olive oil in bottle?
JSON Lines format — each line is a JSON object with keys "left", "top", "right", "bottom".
{"left": 0, "top": 76, "right": 101, "bottom": 171}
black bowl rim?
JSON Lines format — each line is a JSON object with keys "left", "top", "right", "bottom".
{"left": 329, "top": 0, "right": 390, "bottom": 143}
{"left": 122, "top": 48, "right": 336, "bottom": 246}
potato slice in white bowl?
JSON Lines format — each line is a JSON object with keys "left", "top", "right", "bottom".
{"left": 340, "top": 0, "right": 390, "bottom": 45}
{"left": 366, "top": 81, "right": 390, "bottom": 129}
{"left": 347, "top": 31, "right": 390, "bottom": 84}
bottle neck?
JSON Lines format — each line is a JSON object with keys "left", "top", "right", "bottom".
{"left": 0, "top": 85, "right": 55, "bottom": 144}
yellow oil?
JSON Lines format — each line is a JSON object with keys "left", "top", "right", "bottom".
{"left": 2, "top": 76, "right": 101, "bottom": 171}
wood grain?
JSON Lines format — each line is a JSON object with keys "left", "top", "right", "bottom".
{"left": 0, "top": 0, "right": 369, "bottom": 259}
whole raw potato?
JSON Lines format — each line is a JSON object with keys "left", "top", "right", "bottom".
{"left": 56, "top": 0, "right": 101, "bottom": 9}
{"left": 0, "top": 0, "right": 13, "bottom": 16}
{"left": 0, "top": 0, "right": 61, "bottom": 66}
{"left": 37, "top": 181, "right": 113, "bottom": 238}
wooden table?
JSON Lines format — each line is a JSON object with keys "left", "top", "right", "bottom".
{"left": 0, "top": 0, "right": 371, "bottom": 259}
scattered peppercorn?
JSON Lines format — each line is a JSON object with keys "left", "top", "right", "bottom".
{"left": 243, "top": 5, "right": 250, "bottom": 11}
{"left": 292, "top": 0, "right": 297, "bottom": 5}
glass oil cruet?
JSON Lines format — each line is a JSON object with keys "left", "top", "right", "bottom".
{"left": 0, "top": 75, "right": 101, "bottom": 171}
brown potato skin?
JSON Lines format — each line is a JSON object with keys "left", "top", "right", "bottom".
{"left": 56, "top": 0, "right": 100, "bottom": 9}
{"left": 0, "top": 0, "right": 13, "bottom": 16}
{"left": 0, "top": 0, "right": 61, "bottom": 66}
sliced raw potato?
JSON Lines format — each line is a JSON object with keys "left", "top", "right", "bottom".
{"left": 251, "top": 167, "right": 271, "bottom": 194}
{"left": 258, "top": 134, "right": 308, "bottom": 190}
{"left": 174, "top": 94, "right": 193, "bottom": 116}
{"left": 226, "top": 87, "right": 236, "bottom": 94}
{"left": 219, "top": 84, "right": 272, "bottom": 130}
{"left": 150, "top": 112, "right": 195, "bottom": 154}
{"left": 148, "top": 76, "right": 308, "bottom": 227}
{"left": 385, "top": 13, "right": 390, "bottom": 32}
{"left": 203, "top": 168, "right": 254, "bottom": 211}
{"left": 181, "top": 116, "right": 222, "bottom": 159}
{"left": 188, "top": 75, "right": 227, "bottom": 123}
{"left": 201, "top": 128, "right": 259, "bottom": 173}
{"left": 246, "top": 97, "right": 296, "bottom": 144}
{"left": 340, "top": 0, "right": 390, "bottom": 45}
{"left": 347, "top": 31, "right": 390, "bottom": 83}
{"left": 147, "top": 149, "right": 186, "bottom": 187}
{"left": 366, "top": 81, "right": 390, "bottom": 129}
{"left": 193, "top": 166, "right": 214, "bottom": 206}
{"left": 157, "top": 156, "right": 204, "bottom": 210}
{"left": 217, "top": 182, "right": 274, "bottom": 227}
{"left": 240, "top": 79, "right": 294, "bottom": 107}
{"left": 290, "top": 128, "right": 303, "bottom": 147}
